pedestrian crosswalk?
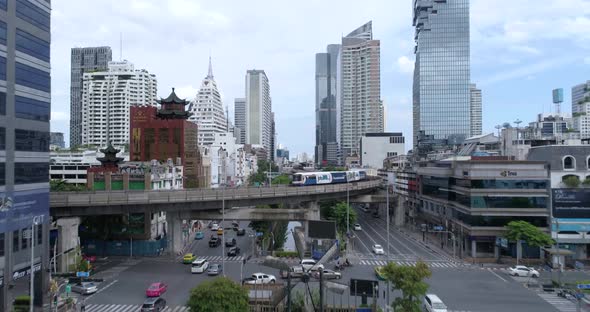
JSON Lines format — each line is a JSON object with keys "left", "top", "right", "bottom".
{"left": 537, "top": 293, "right": 578, "bottom": 312}
{"left": 196, "top": 255, "right": 245, "bottom": 262}
{"left": 86, "top": 304, "right": 189, "bottom": 312}
{"left": 359, "top": 259, "right": 458, "bottom": 268}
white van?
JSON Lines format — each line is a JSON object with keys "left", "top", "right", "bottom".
{"left": 423, "top": 294, "right": 447, "bottom": 312}
{"left": 300, "top": 259, "right": 324, "bottom": 271}
{"left": 191, "top": 259, "right": 209, "bottom": 273}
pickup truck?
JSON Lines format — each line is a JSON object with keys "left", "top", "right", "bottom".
{"left": 280, "top": 266, "right": 306, "bottom": 279}
{"left": 242, "top": 273, "right": 276, "bottom": 285}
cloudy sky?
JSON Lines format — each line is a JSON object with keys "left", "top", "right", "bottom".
{"left": 51, "top": 0, "right": 590, "bottom": 156}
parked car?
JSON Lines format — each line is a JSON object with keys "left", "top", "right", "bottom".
{"left": 207, "top": 263, "right": 223, "bottom": 276}
{"left": 372, "top": 244, "right": 384, "bottom": 255}
{"left": 360, "top": 206, "right": 370, "bottom": 213}
{"left": 236, "top": 228, "right": 246, "bottom": 236}
{"left": 194, "top": 231, "right": 204, "bottom": 240}
{"left": 353, "top": 224, "right": 362, "bottom": 231}
{"left": 423, "top": 294, "right": 447, "bottom": 312}
{"left": 217, "top": 228, "right": 224, "bottom": 235}
{"left": 508, "top": 265, "right": 539, "bottom": 278}
{"left": 280, "top": 266, "right": 306, "bottom": 279}
{"left": 312, "top": 269, "right": 341, "bottom": 280}
{"left": 227, "top": 246, "right": 241, "bottom": 257}
{"left": 183, "top": 253, "right": 196, "bottom": 264}
{"left": 141, "top": 297, "right": 166, "bottom": 312}
{"left": 146, "top": 282, "right": 167, "bottom": 297}
{"left": 191, "top": 259, "right": 209, "bottom": 273}
{"left": 225, "top": 238, "right": 237, "bottom": 247}
{"left": 243, "top": 273, "right": 276, "bottom": 285}
{"left": 209, "top": 236, "right": 221, "bottom": 247}
{"left": 211, "top": 223, "right": 219, "bottom": 231}
{"left": 300, "top": 259, "right": 324, "bottom": 272}
{"left": 71, "top": 282, "right": 98, "bottom": 295}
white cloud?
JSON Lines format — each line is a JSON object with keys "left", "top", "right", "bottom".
{"left": 396, "top": 56, "right": 414, "bottom": 74}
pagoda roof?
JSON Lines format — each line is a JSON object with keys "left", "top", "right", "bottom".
{"left": 97, "top": 143, "right": 124, "bottom": 166}
{"left": 156, "top": 110, "right": 192, "bottom": 119}
{"left": 158, "top": 88, "right": 188, "bottom": 105}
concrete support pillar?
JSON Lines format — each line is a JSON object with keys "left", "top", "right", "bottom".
{"left": 395, "top": 196, "right": 404, "bottom": 226}
{"left": 307, "top": 201, "right": 320, "bottom": 221}
{"left": 494, "top": 245, "right": 499, "bottom": 259}
{"left": 166, "top": 212, "right": 183, "bottom": 255}
{"left": 516, "top": 241, "right": 522, "bottom": 264}
{"left": 56, "top": 217, "right": 80, "bottom": 273}
{"left": 471, "top": 239, "right": 477, "bottom": 259}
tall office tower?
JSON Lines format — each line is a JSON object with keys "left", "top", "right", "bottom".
{"left": 50, "top": 132, "right": 65, "bottom": 149}
{"left": 572, "top": 81, "right": 590, "bottom": 138}
{"left": 270, "top": 112, "right": 276, "bottom": 162}
{"left": 234, "top": 98, "right": 246, "bottom": 144}
{"left": 245, "top": 70, "right": 272, "bottom": 159}
{"left": 1, "top": 1, "right": 51, "bottom": 310}
{"left": 187, "top": 57, "right": 227, "bottom": 146}
{"left": 470, "top": 84, "right": 482, "bottom": 136}
{"left": 81, "top": 60, "right": 157, "bottom": 147}
{"left": 315, "top": 44, "right": 340, "bottom": 166}
{"left": 413, "top": 0, "right": 471, "bottom": 148}
{"left": 70, "top": 46, "right": 112, "bottom": 147}
{"left": 338, "top": 21, "right": 383, "bottom": 159}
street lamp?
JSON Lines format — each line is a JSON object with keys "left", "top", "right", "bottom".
{"left": 30, "top": 215, "right": 43, "bottom": 312}
{"left": 346, "top": 173, "right": 350, "bottom": 238}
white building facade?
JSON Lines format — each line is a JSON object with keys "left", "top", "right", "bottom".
{"left": 50, "top": 149, "right": 129, "bottom": 184}
{"left": 81, "top": 60, "right": 157, "bottom": 148}
{"left": 188, "top": 58, "right": 228, "bottom": 146}
{"left": 245, "top": 70, "right": 273, "bottom": 159}
{"left": 572, "top": 81, "right": 590, "bottom": 139}
{"left": 469, "top": 84, "right": 482, "bottom": 136}
{"left": 359, "top": 133, "right": 405, "bottom": 169}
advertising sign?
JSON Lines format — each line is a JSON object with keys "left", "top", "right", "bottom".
{"left": 0, "top": 188, "right": 49, "bottom": 233}
{"left": 316, "top": 173, "right": 332, "bottom": 185}
{"left": 552, "top": 188, "right": 590, "bottom": 219}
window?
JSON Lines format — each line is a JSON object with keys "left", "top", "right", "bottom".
{"left": 16, "top": 62, "right": 50, "bottom": 92}
{"left": 0, "top": 162, "right": 4, "bottom": 186}
{"left": 37, "top": 224, "right": 42, "bottom": 245}
{"left": 16, "top": 0, "right": 50, "bottom": 32}
{"left": 0, "top": 233, "right": 4, "bottom": 256}
{"left": 0, "top": 91, "right": 4, "bottom": 115}
{"left": 15, "top": 129, "right": 49, "bottom": 152}
{"left": 0, "top": 21, "right": 6, "bottom": 45}
{"left": 563, "top": 156, "right": 576, "bottom": 170}
{"left": 0, "top": 0, "right": 6, "bottom": 11}
{"left": 0, "top": 127, "right": 4, "bottom": 150}
{"left": 21, "top": 229, "right": 28, "bottom": 250}
{"left": 13, "top": 230, "right": 19, "bottom": 252}
{"left": 14, "top": 163, "right": 48, "bottom": 184}
{"left": 15, "top": 95, "right": 50, "bottom": 121}
{"left": 587, "top": 156, "right": 590, "bottom": 170}
{"left": 0, "top": 56, "right": 6, "bottom": 81}
{"left": 16, "top": 29, "right": 50, "bottom": 62}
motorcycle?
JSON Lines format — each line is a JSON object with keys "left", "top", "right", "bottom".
{"left": 335, "top": 264, "right": 345, "bottom": 271}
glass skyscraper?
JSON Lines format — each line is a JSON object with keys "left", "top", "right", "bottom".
{"left": 413, "top": 0, "right": 471, "bottom": 148}
{"left": 315, "top": 44, "right": 340, "bottom": 166}
{"left": 1, "top": 0, "right": 51, "bottom": 309}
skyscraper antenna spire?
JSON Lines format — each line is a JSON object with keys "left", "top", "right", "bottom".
{"left": 207, "top": 53, "right": 213, "bottom": 79}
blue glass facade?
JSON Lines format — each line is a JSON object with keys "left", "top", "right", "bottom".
{"left": 15, "top": 94, "right": 50, "bottom": 121}
{"left": 15, "top": 0, "right": 50, "bottom": 31}
{"left": 16, "top": 29, "right": 50, "bottom": 62}
{"left": 15, "top": 62, "right": 50, "bottom": 92}
{"left": 412, "top": 0, "right": 471, "bottom": 146}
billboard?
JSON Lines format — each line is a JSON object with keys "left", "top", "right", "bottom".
{"left": 552, "top": 188, "right": 590, "bottom": 219}
{"left": 0, "top": 188, "right": 49, "bottom": 233}
{"left": 308, "top": 220, "right": 336, "bottom": 239}
{"left": 552, "top": 88, "right": 564, "bottom": 104}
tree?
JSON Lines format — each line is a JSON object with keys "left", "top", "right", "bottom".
{"left": 187, "top": 277, "right": 249, "bottom": 312}
{"left": 582, "top": 177, "right": 590, "bottom": 186}
{"left": 321, "top": 166, "right": 347, "bottom": 172}
{"left": 272, "top": 174, "right": 291, "bottom": 185}
{"left": 50, "top": 179, "right": 84, "bottom": 192}
{"left": 248, "top": 159, "right": 279, "bottom": 186}
{"left": 505, "top": 220, "right": 554, "bottom": 264}
{"left": 563, "top": 176, "right": 581, "bottom": 188}
{"left": 328, "top": 202, "right": 357, "bottom": 236}
{"left": 382, "top": 261, "right": 432, "bottom": 312}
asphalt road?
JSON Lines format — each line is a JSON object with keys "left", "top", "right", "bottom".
{"left": 73, "top": 216, "right": 583, "bottom": 312}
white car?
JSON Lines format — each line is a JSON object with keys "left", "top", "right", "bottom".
{"left": 243, "top": 273, "right": 276, "bottom": 285}
{"left": 211, "top": 223, "right": 219, "bottom": 231}
{"left": 508, "top": 265, "right": 539, "bottom": 278}
{"left": 191, "top": 259, "right": 209, "bottom": 273}
{"left": 372, "top": 244, "right": 384, "bottom": 255}
{"left": 353, "top": 224, "right": 362, "bottom": 231}
{"left": 300, "top": 259, "right": 324, "bottom": 271}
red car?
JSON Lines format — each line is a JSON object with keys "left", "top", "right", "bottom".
{"left": 82, "top": 255, "right": 96, "bottom": 263}
{"left": 146, "top": 282, "right": 167, "bottom": 297}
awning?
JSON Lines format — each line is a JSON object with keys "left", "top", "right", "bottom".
{"left": 542, "top": 247, "right": 575, "bottom": 256}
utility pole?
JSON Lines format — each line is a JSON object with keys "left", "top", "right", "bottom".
{"left": 319, "top": 270, "right": 324, "bottom": 312}
{"left": 222, "top": 182, "right": 225, "bottom": 276}
{"left": 346, "top": 174, "right": 350, "bottom": 238}
{"left": 386, "top": 181, "right": 390, "bottom": 256}
{"left": 286, "top": 272, "right": 292, "bottom": 312}
{"left": 30, "top": 215, "right": 42, "bottom": 312}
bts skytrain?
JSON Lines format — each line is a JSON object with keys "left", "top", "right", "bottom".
{"left": 291, "top": 170, "right": 368, "bottom": 186}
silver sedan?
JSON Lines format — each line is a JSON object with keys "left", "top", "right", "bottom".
{"left": 71, "top": 282, "right": 98, "bottom": 295}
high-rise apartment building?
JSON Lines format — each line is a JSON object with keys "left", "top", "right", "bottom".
{"left": 50, "top": 132, "right": 65, "bottom": 149}
{"left": 572, "top": 81, "right": 590, "bottom": 138}
{"left": 413, "top": 0, "right": 471, "bottom": 147}
{"left": 338, "top": 21, "right": 383, "bottom": 159}
{"left": 234, "top": 98, "right": 246, "bottom": 144}
{"left": 470, "top": 84, "right": 482, "bottom": 136}
{"left": 1, "top": 1, "right": 51, "bottom": 309}
{"left": 315, "top": 44, "right": 340, "bottom": 166}
{"left": 245, "top": 70, "right": 273, "bottom": 159}
{"left": 270, "top": 112, "right": 276, "bottom": 162}
{"left": 187, "top": 58, "right": 227, "bottom": 146}
{"left": 70, "top": 46, "right": 112, "bottom": 147}
{"left": 81, "top": 60, "right": 157, "bottom": 148}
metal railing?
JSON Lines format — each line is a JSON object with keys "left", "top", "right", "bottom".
{"left": 51, "top": 180, "right": 382, "bottom": 207}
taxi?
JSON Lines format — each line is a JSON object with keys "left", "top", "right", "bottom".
{"left": 183, "top": 253, "right": 196, "bottom": 264}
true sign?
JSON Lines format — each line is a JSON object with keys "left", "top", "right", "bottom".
{"left": 76, "top": 271, "right": 90, "bottom": 278}
{"left": 577, "top": 284, "right": 590, "bottom": 290}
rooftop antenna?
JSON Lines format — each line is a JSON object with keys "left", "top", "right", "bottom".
{"left": 119, "top": 32, "right": 123, "bottom": 61}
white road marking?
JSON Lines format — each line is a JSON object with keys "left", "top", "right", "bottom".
{"left": 487, "top": 268, "right": 508, "bottom": 282}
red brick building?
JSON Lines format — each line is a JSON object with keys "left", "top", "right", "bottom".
{"left": 130, "top": 88, "right": 203, "bottom": 188}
